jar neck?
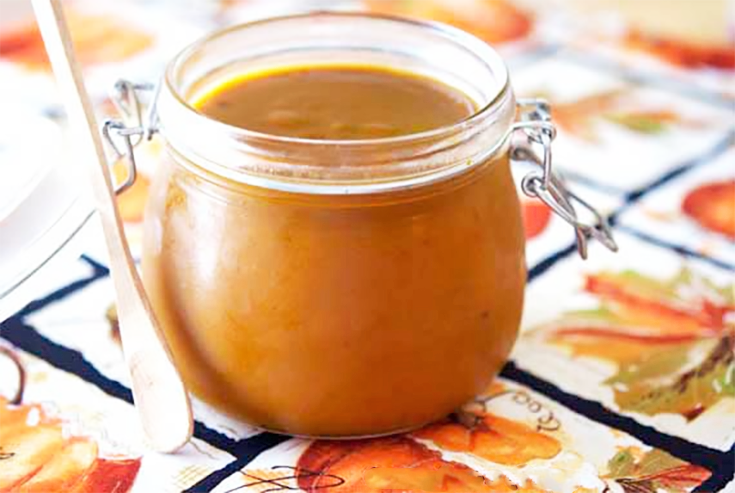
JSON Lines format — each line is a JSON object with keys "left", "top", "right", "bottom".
{"left": 157, "top": 13, "right": 516, "bottom": 195}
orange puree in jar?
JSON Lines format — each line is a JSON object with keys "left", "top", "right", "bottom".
{"left": 142, "top": 64, "right": 526, "bottom": 436}
{"left": 196, "top": 66, "right": 475, "bottom": 139}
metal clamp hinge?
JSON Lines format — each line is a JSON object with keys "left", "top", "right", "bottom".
{"left": 512, "top": 98, "right": 618, "bottom": 259}
{"left": 102, "top": 80, "right": 160, "bottom": 194}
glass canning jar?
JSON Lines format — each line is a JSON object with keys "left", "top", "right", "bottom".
{"left": 106, "top": 12, "right": 616, "bottom": 438}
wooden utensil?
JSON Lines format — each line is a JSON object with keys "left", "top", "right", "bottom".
{"left": 31, "top": 0, "right": 193, "bottom": 453}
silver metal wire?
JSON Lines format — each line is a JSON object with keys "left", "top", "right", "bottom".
{"left": 514, "top": 98, "right": 618, "bottom": 258}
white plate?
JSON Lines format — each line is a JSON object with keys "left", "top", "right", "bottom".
{"left": 0, "top": 112, "right": 62, "bottom": 221}
{"left": 0, "top": 120, "right": 94, "bottom": 323}
{"left": 0, "top": 0, "right": 206, "bottom": 323}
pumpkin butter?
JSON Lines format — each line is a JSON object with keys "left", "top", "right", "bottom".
{"left": 142, "top": 64, "right": 526, "bottom": 436}
{"left": 196, "top": 65, "right": 475, "bottom": 139}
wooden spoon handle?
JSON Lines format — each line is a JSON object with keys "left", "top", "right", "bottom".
{"left": 31, "top": 0, "right": 193, "bottom": 452}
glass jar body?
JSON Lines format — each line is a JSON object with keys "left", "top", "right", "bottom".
{"left": 141, "top": 12, "right": 526, "bottom": 437}
{"left": 142, "top": 144, "right": 525, "bottom": 436}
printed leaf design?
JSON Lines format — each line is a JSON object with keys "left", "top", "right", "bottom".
{"left": 605, "top": 448, "right": 711, "bottom": 493}
{"left": 614, "top": 333, "right": 735, "bottom": 420}
{"left": 0, "top": 11, "right": 153, "bottom": 70}
{"left": 539, "top": 268, "right": 735, "bottom": 420}
{"left": 542, "top": 90, "right": 702, "bottom": 142}
{"left": 603, "top": 111, "right": 675, "bottom": 134}
{"left": 625, "top": 29, "right": 735, "bottom": 70}
{"left": 364, "top": 0, "right": 533, "bottom": 45}
{"left": 547, "top": 91, "right": 623, "bottom": 142}
{"left": 605, "top": 343, "right": 694, "bottom": 386}
{"left": 606, "top": 449, "right": 636, "bottom": 478}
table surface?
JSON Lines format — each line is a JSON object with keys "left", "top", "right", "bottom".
{"left": 0, "top": 1, "right": 733, "bottom": 492}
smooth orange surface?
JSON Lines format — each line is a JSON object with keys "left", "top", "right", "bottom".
{"left": 142, "top": 66, "right": 526, "bottom": 436}
{"left": 195, "top": 65, "right": 475, "bottom": 139}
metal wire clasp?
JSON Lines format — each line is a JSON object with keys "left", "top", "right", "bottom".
{"left": 101, "top": 80, "right": 161, "bottom": 194}
{"left": 512, "top": 98, "right": 618, "bottom": 259}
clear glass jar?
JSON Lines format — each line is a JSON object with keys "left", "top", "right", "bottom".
{"left": 122, "top": 12, "right": 613, "bottom": 437}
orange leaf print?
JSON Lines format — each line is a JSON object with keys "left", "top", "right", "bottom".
{"left": 625, "top": 29, "right": 735, "bottom": 70}
{"left": 0, "top": 12, "right": 152, "bottom": 70}
{"left": 550, "top": 91, "right": 624, "bottom": 142}
{"left": 540, "top": 269, "right": 735, "bottom": 420}
{"left": 545, "top": 90, "right": 700, "bottom": 141}
{"left": 606, "top": 447, "right": 711, "bottom": 492}
{"left": 643, "top": 464, "right": 713, "bottom": 486}
{"left": 584, "top": 273, "right": 731, "bottom": 334}
{"left": 364, "top": 0, "right": 533, "bottom": 45}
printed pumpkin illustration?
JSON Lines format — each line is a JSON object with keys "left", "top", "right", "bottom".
{"left": 547, "top": 90, "right": 702, "bottom": 142}
{"left": 364, "top": 0, "right": 533, "bottom": 45}
{"left": 413, "top": 413, "right": 561, "bottom": 466}
{"left": 288, "top": 401, "right": 567, "bottom": 493}
{"left": 0, "top": 11, "right": 153, "bottom": 69}
{"left": 522, "top": 199, "right": 552, "bottom": 239}
{"left": 625, "top": 30, "right": 735, "bottom": 70}
{"left": 535, "top": 268, "right": 735, "bottom": 420}
{"left": 0, "top": 397, "right": 141, "bottom": 492}
{"left": 295, "top": 435, "right": 549, "bottom": 492}
{"left": 682, "top": 179, "right": 735, "bottom": 239}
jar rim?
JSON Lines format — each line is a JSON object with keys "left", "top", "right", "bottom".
{"left": 163, "top": 11, "right": 511, "bottom": 148}
{"left": 158, "top": 11, "right": 516, "bottom": 194}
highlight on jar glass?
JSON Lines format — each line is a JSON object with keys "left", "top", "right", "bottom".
{"left": 105, "top": 13, "right": 617, "bottom": 438}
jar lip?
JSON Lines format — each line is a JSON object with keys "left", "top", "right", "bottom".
{"left": 163, "top": 11, "right": 511, "bottom": 148}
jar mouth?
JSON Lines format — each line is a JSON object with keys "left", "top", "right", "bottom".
{"left": 158, "top": 11, "right": 516, "bottom": 194}
{"left": 164, "top": 12, "right": 511, "bottom": 148}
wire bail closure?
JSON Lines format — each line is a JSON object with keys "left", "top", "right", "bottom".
{"left": 512, "top": 98, "right": 618, "bottom": 259}
{"left": 102, "top": 80, "right": 160, "bottom": 194}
